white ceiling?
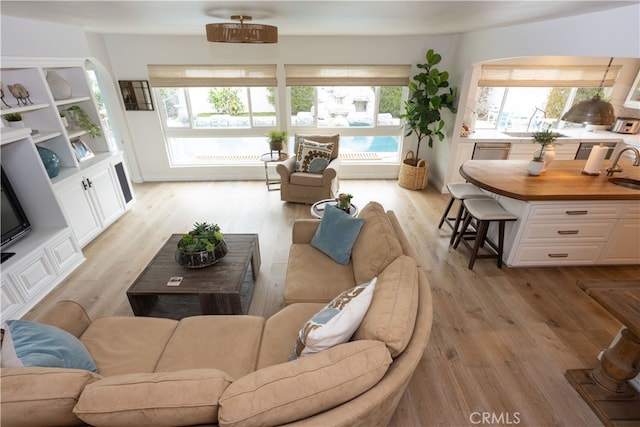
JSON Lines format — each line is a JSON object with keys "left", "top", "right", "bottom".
{"left": 1, "top": 1, "right": 637, "bottom": 37}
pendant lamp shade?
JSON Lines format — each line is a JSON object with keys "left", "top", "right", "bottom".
{"left": 206, "top": 15, "right": 277, "bottom": 44}
{"left": 561, "top": 57, "right": 616, "bottom": 126}
{"left": 561, "top": 94, "right": 616, "bottom": 126}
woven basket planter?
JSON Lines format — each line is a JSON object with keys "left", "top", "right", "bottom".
{"left": 398, "top": 151, "right": 428, "bottom": 190}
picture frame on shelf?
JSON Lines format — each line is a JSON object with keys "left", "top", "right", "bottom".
{"left": 71, "top": 138, "right": 95, "bottom": 162}
{"left": 623, "top": 68, "right": 640, "bottom": 110}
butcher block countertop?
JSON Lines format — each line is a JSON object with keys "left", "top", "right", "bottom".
{"left": 459, "top": 160, "right": 640, "bottom": 201}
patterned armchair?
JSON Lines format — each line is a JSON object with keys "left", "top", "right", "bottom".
{"left": 276, "top": 134, "right": 340, "bottom": 204}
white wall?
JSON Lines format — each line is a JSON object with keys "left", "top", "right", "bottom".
{"left": 99, "top": 33, "right": 452, "bottom": 181}
{"left": 3, "top": 4, "right": 639, "bottom": 186}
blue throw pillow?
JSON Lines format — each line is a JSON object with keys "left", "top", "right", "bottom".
{"left": 1, "top": 319, "right": 98, "bottom": 372}
{"left": 311, "top": 205, "right": 365, "bottom": 265}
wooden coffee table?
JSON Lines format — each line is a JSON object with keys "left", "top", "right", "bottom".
{"left": 126, "top": 234, "right": 260, "bottom": 319}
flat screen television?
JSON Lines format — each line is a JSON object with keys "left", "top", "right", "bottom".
{"left": 1, "top": 167, "right": 31, "bottom": 259}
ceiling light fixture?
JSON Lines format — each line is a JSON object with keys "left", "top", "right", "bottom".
{"left": 206, "top": 15, "right": 278, "bottom": 44}
{"left": 561, "top": 57, "right": 616, "bottom": 126}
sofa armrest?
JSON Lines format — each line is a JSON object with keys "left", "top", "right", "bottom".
{"left": 276, "top": 156, "right": 297, "bottom": 180}
{"left": 35, "top": 300, "right": 91, "bottom": 338}
{"left": 292, "top": 219, "right": 321, "bottom": 243}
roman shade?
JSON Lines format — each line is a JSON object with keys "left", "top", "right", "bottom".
{"left": 478, "top": 64, "right": 621, "bottom": 87}
{"left": 147, "top": 64, "right": 277, "bottom": 87}
{"left": 284, "top": 64, "right": 411, "bottom": 86}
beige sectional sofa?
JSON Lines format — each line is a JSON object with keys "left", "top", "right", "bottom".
{"left": 1, "top": 202, "right": 433, "bottom": 427}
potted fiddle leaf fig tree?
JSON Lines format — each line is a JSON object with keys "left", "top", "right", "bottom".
{"left": 399, "top": 48, "right": 457, "bottom": 190}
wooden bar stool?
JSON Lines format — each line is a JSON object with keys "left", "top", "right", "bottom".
{"left": 453, "top": 198, "right": 517, "bottom": 269}
{"left": 438, "top": 183, "right": 492, "bottom": 245}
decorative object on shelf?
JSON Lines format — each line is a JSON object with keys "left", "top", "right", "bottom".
{"left": 527, "top": 159, "right": 545, "bottom": 176}
{"left": 3, "top": 112, "right": 24, "bottom": 128}
{"left": 0, "top": 82, "right": 10, "bottom": 107}
{"left": 206, "top": 15, "right": 278, "bottom": 44}
{"left": 46, "top": 70, "right": 72, "bottom": 100}
{"left": 70, "top": 138, "right": 95, "bottom": 162}
{"left": 267, "top": 130, "right": 287, "bottom": 156}
{"left": 65, "top": 105, "right": 102, "bottom": 137}
{"left": 336, "top": 193, "right": 353, "bottom": 211}
{"left": 7, "top": 83, "right": 33, "bottom": 106}
{"left": 118, "top": 80, "right": 154, "bottom": 111}
{"left": 531, "top": 126, "right": 561, "bottom": 171}
{"left": 36, "top": 146, "right": 61, "bottom": 178}
{"left": 562, "top": 57, "right": 616, "bottom": 126}
{"left": 398, "top": 151, "right": 428, "bottom": 190}
{"left": 60, "top": 111, "right": 69, "bottom": 128}
{"left": 399, "top": 48, "right": 457, "bottom": 190}
{"left": 176, "top": 222, "right": 228, "bottom": 268}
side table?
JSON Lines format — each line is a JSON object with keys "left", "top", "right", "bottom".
{"left": 311, "top": 198, "right": 359, "bottom": 218}
{"left": 260, "top": 152, "right": 289, "bottom": 191}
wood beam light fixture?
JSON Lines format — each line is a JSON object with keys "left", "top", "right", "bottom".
{"left": 561, "top": 57, "right": 616, "bottom": 126}
{"left": 206, "top": 15, "right": 278, "bottom": 44}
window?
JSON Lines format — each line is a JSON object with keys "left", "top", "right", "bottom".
{"left": 85, "top": 65, "right": 116, "bottom": 149}
{"left": 285, "top": 65, "right": 410, "bottom": 162}
{"left": 475, "top": 63, "right": 619, "bottom": 131}
{"left": 149, "top": 64, "right": 278, "bottom": 166}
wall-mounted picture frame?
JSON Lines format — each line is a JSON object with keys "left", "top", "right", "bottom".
{"left": 71, "top": 139, "right": 95, "bottom": 162}
{"left": 623, "top": 68, "right": 640, "bottom": 110}
{"left": 119, "top": 80, "right": 154, "bottom": 111}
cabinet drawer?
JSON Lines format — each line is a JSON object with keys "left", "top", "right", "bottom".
{"left": 46, "top": 232, "right": 83, "bottom": 273}
{"left": 528, "top": 202, "right": 621, "bottom": 220}
{"left": 521, "top": 221, "right": 615, "bottom": 242}
{"left": 511, "top": 244, "right": 603, "bottom": 266}
{"left": 10, "top": 251, "right": 56, "bottom": 300}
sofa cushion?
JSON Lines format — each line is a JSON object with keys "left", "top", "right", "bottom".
{"left": 155, "top": 315, "right": 264, "bottom": 379}
{"left": 291, "top": 277, "right": 376, "bottom": 360}
{"left": 311, "top": 204, "right": 365, "bottom": 265}
{"left": 73, "top": 369, "right": 232, "bottom": 427}
{"left": 218, "top": 340, "right": 391, "bottom": 427}
{"left": 284, "top": 244, "right": 357, "bottom": 305}
{"left": 1, "top": 320, "right": 97, "bottom": 372}
{"left": 351, "top": 202, "right": 403, "bottom": 284}
{"left": 1, "top": 367, "right": 101, "bottom": 427}
{"left": 257, "top": 303, "right": 326, "bottom": 369}
{"left": 354, "top": 255, "right": 419, "bottom": 357}
{"left": 295, "top": 139, "right": 335, "bottom": 173}
{"left": 80, "top": 316, "right": 179, "bottom": 376}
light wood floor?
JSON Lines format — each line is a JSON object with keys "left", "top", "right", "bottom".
{"left": 24, "top": 179, "right": 639, "bottom": 427}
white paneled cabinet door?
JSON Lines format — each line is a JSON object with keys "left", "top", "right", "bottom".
{"left": 86, "top": 165, "right": 125, "bottom": 228}
{"left": 57, "top": 178, "right": 102, "bottom": 247}
{"left": 600, "top": 219, "right": 640, "bottom": 264}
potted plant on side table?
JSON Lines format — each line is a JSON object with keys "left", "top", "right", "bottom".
{"left": 176, "top": 222, "right": 228, "bottom": 268}
{"left": 267, "top": 130, "right": 288, "bottom": 157}
{"left": 399, "top": 48, "right": 457, "bottom": 190}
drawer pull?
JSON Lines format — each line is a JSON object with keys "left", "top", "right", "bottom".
{"left": 565, "top": 210, "right": 588, "bottom": 215}
{"left": 548, "top": 253, "right": 569, "bottom": 258}
{"left": 557, "top": 230, "right": 579, "bottom": 235}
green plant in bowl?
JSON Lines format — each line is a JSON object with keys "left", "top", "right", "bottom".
{"left": 65, "top": 105, "right": 102, "bottom": 137}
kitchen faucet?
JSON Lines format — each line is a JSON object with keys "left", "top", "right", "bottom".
{"left": 605, "top": 146, "right": 640, "bottom": 176}
{"left": 527, "top": 107, "right": 546, "bottom": 132}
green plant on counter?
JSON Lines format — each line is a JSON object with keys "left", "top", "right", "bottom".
{"left": 3, "top": 112, "right": 22, "bottom": 122}
{"left": 177, "top": 222, "right": 224, "bottom": 254}
{"left": 65, "top": 105, "right": 102, "bottom": 138}
{"left": 531, "top": 125, "right": 561, "bottom": 161}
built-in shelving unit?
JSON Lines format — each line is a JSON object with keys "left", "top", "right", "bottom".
{"left": 1, "top": 58, "right": 136, "bottom": 321}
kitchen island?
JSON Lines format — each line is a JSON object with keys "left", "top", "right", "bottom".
{"left": 458, "top": 160, "right": 640, "bottom": 267}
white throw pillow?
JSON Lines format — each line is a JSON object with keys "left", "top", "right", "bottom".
{"left": 290, "top": 277, "right": 376, "bottom": 359}
{"left": 295, "top": 139, "right": 334, "bottom": 173}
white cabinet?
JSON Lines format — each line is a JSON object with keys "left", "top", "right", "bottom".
{"left": 55, "top": 156, "right": 126, "bottom": 247}
{"left": 0, "top": 58, "right": 135, "bottom": 321}
{"left": 0, "top": 129, "right": 85, "bottom": 322}
{"left": 503, "top": 200, "right": 640, "bottom": 266}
